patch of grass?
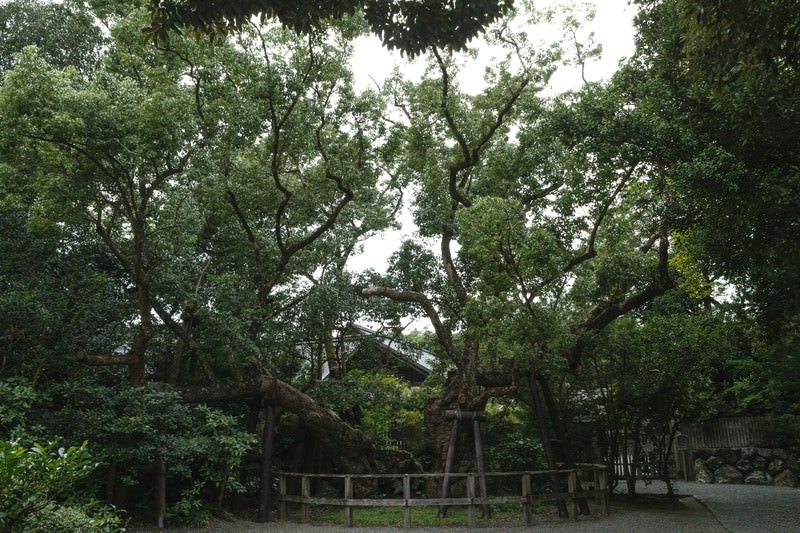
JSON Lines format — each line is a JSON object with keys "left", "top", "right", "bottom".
{"left": 310, "top": 504, "right": 528, "bottom": 527}
{"left": 611, "top": 493, "right": 691, "bottom": 513}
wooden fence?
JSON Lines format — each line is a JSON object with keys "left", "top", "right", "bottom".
{"left": 275, "top": 464, "right": 609, "bottom": 528}
{"left": 680, "top": 416, "right": 800, "bottom": 449}
{"left": 611, "top": 452, "right": 659, "bottom": 480}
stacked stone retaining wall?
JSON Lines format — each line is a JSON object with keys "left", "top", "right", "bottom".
{"left": 693, "top": 446, "right": 799, "bottom": 487}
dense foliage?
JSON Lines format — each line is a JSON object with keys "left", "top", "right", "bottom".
{"left": 145, "top": 0, "right": 514, "bottom": 57}
{"left": 0, "top": 0, "right": 798, "bottom": 526}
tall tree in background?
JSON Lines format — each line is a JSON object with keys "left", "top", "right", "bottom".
{"left": 0, "top": 4, "right": 399, "bottom": 474}
{"left": 0, "top": 0, "right": 104, "bottom": 77}
{"left": 602, "top": 0, "right": 800, "bottom": 414}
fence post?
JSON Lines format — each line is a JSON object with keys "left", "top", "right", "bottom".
{"left": 467, "top": 473, "right": 476, "bottom": 528}
{"left": 278, "top": 475, "right": 287, "bottom": 519}
{"left": 567, "top": 471, "right": 578, "bottom": 520}
{"left": 593, "top": 468, "right": 601, "bottom": 505}
{"left": 301, "top": 476, "right": 310, "bottom": 522}
{"left": 403, "top": 474, "right": 411, "bottom": 528}
{"left": 522, "top": 474, "right": 532, "bottom": 525}
{"left": 155, "top": 455, "right": 166, "bottom": 530}
{"left": 599, "top": 468, "right": 609, "bottom": 516}
{"left": 344, "top": 476, "right": 353, "bottom": 527}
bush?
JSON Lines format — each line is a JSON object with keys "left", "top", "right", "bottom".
{"left": 764, "top": 413, "right": 800, "bottom": 447}
{"left": 0, "top": 440, "right": 94, "bottom": 531}
{"left": 21, "top": 502, "right": 125, "bottom": 533}
{"left": 484, "top": 402, "right": 547, "bottom": 472}
{"left": 0, "top": 378, "right": 45, "bottom": 441}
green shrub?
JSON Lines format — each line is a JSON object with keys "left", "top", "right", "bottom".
{"left": 21, "top": 502, "right": 125, "bottom": 533}
{"left": 0, "top": 378, "right": 45, "bottom": 441}
{"left": 40, "top": 380, "right": 256, "bottom": 524}
{"left": 0, "top": 440, "right": 93, "bottom": 531}
{"left": 166, "top": 482, "right": 213, "bottom": 528}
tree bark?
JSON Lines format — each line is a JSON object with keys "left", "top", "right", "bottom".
{"left": 257, "top": 405, "right": 275, "bottom": 522}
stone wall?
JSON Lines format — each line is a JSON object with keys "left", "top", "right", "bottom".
{"left": 693, "top": 447, "right": 799, "bottom": 487}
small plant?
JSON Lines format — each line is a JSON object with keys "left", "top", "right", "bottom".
{"left": 166, "top": 482, "right": 213, "bottom": 527}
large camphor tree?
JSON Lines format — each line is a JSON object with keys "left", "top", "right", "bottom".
{"left": 357, "top": 8, "right": 684, "bottom": 495}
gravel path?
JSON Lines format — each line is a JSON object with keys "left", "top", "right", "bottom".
{"left": 636, "top": 480, "right": 800, "bottom": 532}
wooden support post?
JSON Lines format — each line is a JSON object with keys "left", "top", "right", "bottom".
{"left": 344, "top": 476, "right": 353, "bottom": 527}
{"left": 539, "top": 376, "right": 591, "bottom": 516}
{"left": 279, "top": 475, "right": 287, "bottom": 519}
{"left": 403, "top": 474, "right": 411, "bottom": 528}
{"left": 155, "top": 455, "right": 166, "bottom": 531}
{"left": 438, "top": 418, "right": 460, "bottom": 518}
{"left": 522, "top": 474, "right": 532, "bottom": 525}
{"left": 528, "top": 376, "right": 568, "bottom": 518}
{"left": 301, "top": 476, "right": 310, "bottom": 522}
{"left": 467, "top": 473, "right": 476, "bottom": 528}
{"left": 257, "top": 405, "right": 275, "bottom": 522}
{"left": 567, "top": 471, "right": 578, "bottom": 520}
{"left": 472, "top": 418, "right": 491, "bottom": 518}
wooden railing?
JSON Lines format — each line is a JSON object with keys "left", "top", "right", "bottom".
{"left": 275, "top": 464, "right": 609, "bottom": 528}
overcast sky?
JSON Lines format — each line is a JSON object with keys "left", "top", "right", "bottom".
{"left": 346, "top": 0, "right": 638, "bottom": 274}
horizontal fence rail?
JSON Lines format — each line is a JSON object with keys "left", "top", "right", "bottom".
{"left": 275, "top": 464, "right": 609, "bottom": 528}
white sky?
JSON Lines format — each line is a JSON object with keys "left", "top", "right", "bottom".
{"left": 346, "top": 0, "right": 638, "bottom": 274}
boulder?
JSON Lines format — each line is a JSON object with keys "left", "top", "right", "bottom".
{"left": 744, "top": 471, "right": 771, "bottom": 485}
{"left": 694, "top": 459, "right": 714, "bottom": 483}
{"left": 773, "top": 448, "right": 788, "bottom": 460}
{"left": 713, "top": 449, "right": 739, "bottom": 463}
{"left": 735, "top": 458, "right": 754, "bottom": 474}
{"left": 714, "top": 465, "right": 743, "bottom": 484}
{"left": 706, "top": 455, "right": 726, "bottom": 470}
{"left": 740, "top": 447, "right": 757, "bottom": 460}
{"left": 768, "top": 458, "right": 785, "bottom": 476}
{"left": 774, "top": 470, "right": 798, "bottom": 487}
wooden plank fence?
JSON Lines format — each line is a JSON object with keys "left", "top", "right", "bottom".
{"left": 681, "top": 416, "right": 800, "bottom": 449}
{"left": 275, "top": 464, "right": 609, "bottom": 528}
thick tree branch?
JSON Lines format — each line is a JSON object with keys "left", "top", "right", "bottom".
{"left": 567, "top": 233, "right": 675, "bottom": 372}
{"left": 270, "top": 35, "right": 318, "bottom": 256}
{"left": 433, "top": 48, "right": 530, "bottom": 209}
{"left": 432, "top": 47, "right": 471, "bottom": 168}
{"left": 361, "top": 286, "right": 460, "bottom": 365}
{"left": 562, "top": 163, "right": 638, "bottom": 274}
{"left": 441, "top": 227, "right": 468, "bottom": 305}
{"left": 170, "top": 374, "right": 375, "bottom": 469}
